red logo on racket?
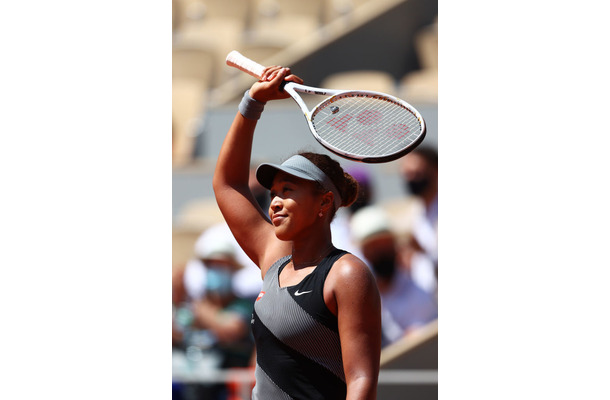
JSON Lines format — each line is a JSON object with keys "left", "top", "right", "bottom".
{"left": 386, "top": 124, "right": 410, "bottom": 139}
{"left": 352, "top": 129, "right": 377, "bottom": 146}
{"left": 357, "top": 110, "right": 383, "bottom": 126}
{"left": 327, "top": 114, "right": 353, "bottom": 132}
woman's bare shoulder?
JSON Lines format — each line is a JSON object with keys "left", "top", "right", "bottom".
{"left": 325, "top": 252, "right": 380, "bottom": 320}
{"left": 328, "top": 253, "right": 377, "bottom": 290}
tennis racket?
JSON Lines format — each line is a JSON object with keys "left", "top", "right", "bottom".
{"left": 226, "top": 50, "right": 426, "bottom": 163}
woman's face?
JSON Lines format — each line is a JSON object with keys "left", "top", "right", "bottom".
{"left": 268, "top": 172, "right": 323, "bottom": 240}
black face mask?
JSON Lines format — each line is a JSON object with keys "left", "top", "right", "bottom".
{"left": 405, "top": 177, "right": 430, "bottom": 196}
{"left": 370, "top": 254, "right": 396, "bottom": 280}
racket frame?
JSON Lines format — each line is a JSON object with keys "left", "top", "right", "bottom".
{"left": 226, "top": 50, "right": 427, "bottom": 163}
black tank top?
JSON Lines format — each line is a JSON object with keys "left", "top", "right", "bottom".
{"left": 251, "top": 248, "right": 348, "bottom": 399}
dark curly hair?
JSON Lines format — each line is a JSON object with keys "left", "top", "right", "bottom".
{"left": 298, "top": 152, "right": 359, "bottom": 215}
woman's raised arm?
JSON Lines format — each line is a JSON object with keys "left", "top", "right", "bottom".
{"left": 212, "top": 66, "right": 302, "bottom": 271}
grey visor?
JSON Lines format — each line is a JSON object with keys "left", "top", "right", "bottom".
{"left": 256, "top": 155, "right": 342, "bottom": 210}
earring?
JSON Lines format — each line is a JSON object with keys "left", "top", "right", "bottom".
{"left": 318, "top": 211, "right": 323, "bottom": 217}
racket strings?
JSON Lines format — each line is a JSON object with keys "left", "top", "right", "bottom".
{"left": 311, "top": 95, "right": 422, "bottom": 158}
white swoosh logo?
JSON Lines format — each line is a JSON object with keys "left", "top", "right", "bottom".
{"left": 294, "top": 289, "right": 313, "bottom": 296}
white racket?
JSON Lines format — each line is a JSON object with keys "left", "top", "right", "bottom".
{"left": 226, "top": 50, "right": 426, "bottom": 163}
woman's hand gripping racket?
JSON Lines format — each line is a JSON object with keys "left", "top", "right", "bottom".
{"left": 226, "top": 50, "right": 426, "bottom": 163}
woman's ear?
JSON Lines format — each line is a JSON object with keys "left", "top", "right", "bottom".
{"left": 320, "top": 191, "right": 334, "bottom": 214}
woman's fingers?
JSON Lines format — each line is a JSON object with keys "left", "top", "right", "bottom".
{"left": 285, "top": 73, "right": 304, "bottom": 84}
{"left": 261, "top": 66, "right": 282, "bottom": 81}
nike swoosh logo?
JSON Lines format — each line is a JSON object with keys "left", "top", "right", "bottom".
{"left": 294, "top": 289, "right": 313, "bottom": 296}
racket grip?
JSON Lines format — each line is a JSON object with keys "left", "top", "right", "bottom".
{"left": 226, "top": 50, "right": 265, "bottom": 80}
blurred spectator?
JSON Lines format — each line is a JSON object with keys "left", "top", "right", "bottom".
{"left": 200, "top": 237, "right": 254, "bottom": 356}
{"left": 173, "top": 233, "right": 257, "bottom": 400}
{"left": 191, "top": 223, "right": 263, "bottom": 302}
{"left": 399, "top": 146, "right": 438, "bottom": 266}
{"left": 172, "top": 263, "right": 189, "bottom": 349}
{"left": 351, "top": 206, "right": 438, "bottom": 346}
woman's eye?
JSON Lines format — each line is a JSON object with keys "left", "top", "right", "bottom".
{"left": 270, "top": 185, "right": 293, "bottom": 199}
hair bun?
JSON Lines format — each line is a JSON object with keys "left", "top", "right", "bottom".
{"left": 341, "top": 172, "right": 359, "bottom": 208}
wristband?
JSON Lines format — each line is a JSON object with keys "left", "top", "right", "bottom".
{"left": 238, "top": 90, "right": 265, "bottom": 120}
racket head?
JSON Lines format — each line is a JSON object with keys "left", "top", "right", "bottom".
{"left": 306, "top": 90, "right": 426, "bottom": 163}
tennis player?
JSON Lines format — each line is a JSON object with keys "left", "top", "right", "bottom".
{"left": 213, "top": 65, "right": 382, "bottom": 399}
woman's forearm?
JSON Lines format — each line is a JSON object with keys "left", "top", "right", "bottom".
{"left": 346, "top": 376, "right": 377, "bottom": 400}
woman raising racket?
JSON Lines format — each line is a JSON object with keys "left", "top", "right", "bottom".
{"left": 213, "top": 65, "right": 382, "bottom": 399}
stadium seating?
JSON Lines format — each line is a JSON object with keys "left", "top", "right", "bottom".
{"left": 172, "top": 45, "right": 214, "bottom": 166}
{"left": 398, "top": 18, "right": 438, "bottom": 104}
{"left": 320, "top": 70, "right": 398, "bottom": 95}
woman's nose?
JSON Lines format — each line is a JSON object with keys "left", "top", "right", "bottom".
{"left": 270, "top": 196, "right": 282, "bottom": 210}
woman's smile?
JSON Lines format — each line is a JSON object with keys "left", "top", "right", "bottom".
{"left": 271, "top": 213, "right": 287, "bottom": 226}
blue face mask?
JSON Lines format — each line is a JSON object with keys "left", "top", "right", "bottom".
{"left": 205, "top": 267, "right": 233, "bottom": 296}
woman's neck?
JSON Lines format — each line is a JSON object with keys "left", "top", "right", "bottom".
{"left": 290, "top": 239, "right": 334, "bottom": 270}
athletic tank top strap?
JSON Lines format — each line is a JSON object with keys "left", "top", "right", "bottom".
{"left": 317, "top": 247, "right": 349, "bottom": 279}
{"left": 280, "top": 247, "right": 348, "bottom": 331}
{"left": 267, "top": 255, "right": 291, "bottom": 280}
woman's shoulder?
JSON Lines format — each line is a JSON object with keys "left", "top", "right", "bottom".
{"left": 328, "top": 252, "right": 376, "bottom": 288}
{"left": 326, "top": 252, "right": 380, "bottom": 314}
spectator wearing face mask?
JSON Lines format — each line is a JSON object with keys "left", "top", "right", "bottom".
{"left": 173, "top": 234, "right": 256, "bottom": 400}
{"left": 350, "top": 206, "right": 438, "bottom": 347}
{"left": 399, "top": 146, "right": 438, "bottom": 266}
{"left": 190, "top": 236, "right": 255, "bottom": 370}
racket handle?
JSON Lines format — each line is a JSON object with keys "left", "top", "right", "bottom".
{"left": 226, "top": 50, "right": 265, "bottom": 80}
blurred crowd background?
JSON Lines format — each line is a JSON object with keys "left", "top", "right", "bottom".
{"left": 172, "top": 0, "right": 438, "bottom": 398}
